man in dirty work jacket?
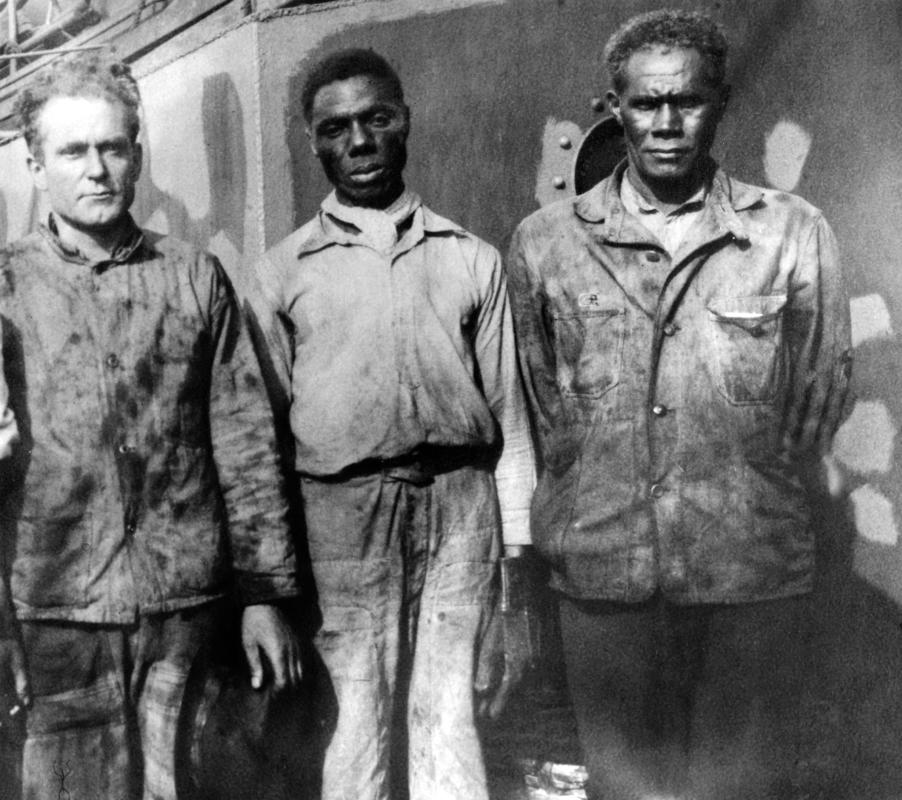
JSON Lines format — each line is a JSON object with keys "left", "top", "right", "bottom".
{"left": 505, "top": 10, "right": 851, "bottom": 800}
{"left": 251, "top": 49, "right": 534, "bottom": 800}
{"left": 0, "top": 54, "right": 301, "bottom": 800}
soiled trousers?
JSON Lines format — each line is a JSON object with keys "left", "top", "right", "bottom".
{"left": 301, "top": 463, "right": 500, "bottom": 800}
{"left": 19, "top": 603, "right": 221, "bottom": 800}
{"left": 559, "top": 593, "right": 811, "bottom": 800}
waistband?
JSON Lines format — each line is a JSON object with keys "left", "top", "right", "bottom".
{"left": 300, "top": 444, "right": 497, "bottom": 486}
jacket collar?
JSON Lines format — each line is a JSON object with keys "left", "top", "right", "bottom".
{"left": 295, "top": 193, "right": 464, "bottom": 258}
{"left": 39, "top": 213, "right": 148, "bottom": 270}
{"left": 573, "top": 158, "right": 762, "bottom": 246}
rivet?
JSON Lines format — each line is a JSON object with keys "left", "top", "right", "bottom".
{"left": 591, "top": 96, "right": 605, "bottom": 112}
{"left": 558, "top": 135, "right": 572, "bottom": 150}
{"left": 552, "top": 175, "right": 566, "bottom": 190}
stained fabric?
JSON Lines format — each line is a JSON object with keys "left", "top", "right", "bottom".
{"left": 0, "top": 217, "right": 298, "bottom": 633}
{"left": 506, "top": 160, "right": 852, "bottom": 603}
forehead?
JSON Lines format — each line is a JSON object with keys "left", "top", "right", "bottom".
{"left": 620, "top": 45, "right": 711, "bottom": 94}
{"left": 37, "top": 95, "right": 132, "bottom": 144}
{"left": 310, "top": 75, "right": 402, "bottom": 120}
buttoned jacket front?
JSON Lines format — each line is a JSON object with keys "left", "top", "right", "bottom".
{"left": 0, "top": 222, "right": 298, "bottom": 631}
{"left": 506, "top": 163, "right": 851, "bottom": 604}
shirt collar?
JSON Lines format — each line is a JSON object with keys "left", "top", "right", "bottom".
{"left": 620, "top": 168, "right": 708, "bottom": 217}
{"left": 574, "top": 158, "right": 761, "bottom": 243}
{"left": 295, "top": 190, "right": 464, "bottom": 257}
{"left": 40, "top": 213, "right": 146, "bottom": 270}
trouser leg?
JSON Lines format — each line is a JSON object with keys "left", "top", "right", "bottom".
{"left": 20, "top": 623, "right": 136, "bottom": 800}
{"left": 20, "top": 604, "right": 222, "bottom": 800}
{"left": 558, "top": 594, "right": 690, "bottom": 800}
{"left": 406, "top": 466, "right": 499, "bottom": 800}
{"left": 131, "top": 605, "right": 223, "bottom": 800}
{"left": 688, "top": 595, "right": 812, "bottom": 800}
{"left": 302, "top": 465, "right": 500, "bottom": 800}
{"left": 302, "top": 474, "right": 405, "bottom": 800}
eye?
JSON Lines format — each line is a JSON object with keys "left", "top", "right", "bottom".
{"left": 677, "top": 97, "right": 704, "bottom": 110}
{"left": 369, "top": 112, "right": 392, "bottom": 128}
{"left": 318, "top": 123, "right": 346, "bottom": 139}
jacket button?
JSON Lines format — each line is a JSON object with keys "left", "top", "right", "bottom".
{"left": 651, "top": 404, "right": 668, "bottom": 417}
{"left": 646, "top": 251, "right": 661, "bottom": 262}
{"left": 663, "top": 323, "right": 678, "bottom": 336}
{"left": 106, "top": 353, "right": 120, "bottom": 369}
{"left": 125, "top": 523, "right": 136, "bottom": 534}
{"left": 649, "top": 483, "right": 666, "bottom": 499}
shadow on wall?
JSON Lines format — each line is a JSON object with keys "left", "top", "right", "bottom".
{"left": 132, "top": 71, "right": 249, "bottom": 291}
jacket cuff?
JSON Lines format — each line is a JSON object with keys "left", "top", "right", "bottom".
{"left": 233, "top": 572, "right": 300, "bottom": 607}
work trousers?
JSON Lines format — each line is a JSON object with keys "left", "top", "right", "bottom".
{"left": 301, "top": 462, "right": 500, "bottom": 800}
{"left": 559, "top": 593, "right": 811, "bottom": 800}
{"left": 19, "top": 603, "right": 222, "bottom": 800}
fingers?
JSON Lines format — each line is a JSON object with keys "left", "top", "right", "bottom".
{"left": 10, "top": 644, "right": 29, "bottom": 707}
{"left": 244, "top": 637, "right": 264, "bottom": 690}
{"left": 267, "top": 641, "right": 288, "bottom": 692}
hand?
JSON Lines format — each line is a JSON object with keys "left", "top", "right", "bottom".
{"left": 474, "top": 552, "right": 542, "bottom": 720}
{"left": 0, "top": 634, "right": 29, "bottom": 710}
{"left": 241, "top": 604, "right": 303, "bottom": 691}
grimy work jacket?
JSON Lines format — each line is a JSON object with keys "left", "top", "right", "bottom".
{"left": 0, "top": 220, "right": 298, "bottom": 632}
{"left": 506, "top": 163, "right": 852, "bottom": 604}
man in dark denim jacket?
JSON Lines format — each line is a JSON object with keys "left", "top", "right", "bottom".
{"left": 0, "top": 55, "right": 301, "bottom": 800}
{"left": 506, "top": 10, "right": 851, "bottom": 800}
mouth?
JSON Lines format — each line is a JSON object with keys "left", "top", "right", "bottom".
{"left": 82, "top": 191, "right": 117, "bottom": 201}
{"left": 347, "top": 164, "right": 385, "bottom": 183}
{"left": 647, "top": 149, "right": 687, "bottom": 161}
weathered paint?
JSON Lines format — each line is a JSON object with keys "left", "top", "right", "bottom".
{"left": 833, "top": 399, "right": 896, "bottom": 475}
{"left": 0, "top": 3, "right": 901, "bottom": 787}
{"left": 763, "top": 118, "right": 812, "bottom": 191}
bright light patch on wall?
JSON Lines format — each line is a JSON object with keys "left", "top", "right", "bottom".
{"left": 763, "top": 120, "right": 812, "bottom": 192}
{"left": 850, "top": 484, "right": 900, "bottom": 546}
{"left": 832, "top": 400, "right": 896, "bottom": 475}
{"left": 850, "top": 293, "right": 894, "bottom": 347}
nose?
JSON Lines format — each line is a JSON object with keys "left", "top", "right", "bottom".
{"left": 653, "top": 103, "right": 682, "bottom": 135}
{"left": 84, "top": 147, "right": 108, "bottom": 178}
{"left": 347, "top": 120, "right": 374, "bottom": 153}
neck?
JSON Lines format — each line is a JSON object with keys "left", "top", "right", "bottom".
{"left": 52, "top": 213, "right": 130, "bottom": 261}
{"left": 336, "top": 182, "right": 405, "bottom": 211}
{"left": 625, "top": 165, "right": 708, "bottom": 215}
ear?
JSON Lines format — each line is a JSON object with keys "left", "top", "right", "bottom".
{"left": 306, "top": 126, "right": 318, "bottom": 157}
{"left": 717, "top": 84, "right": 732, "bottom": 119}
{"left": 26, "top": 152, "right": 48, "bottom": 192}
{"left": 606, "top": 90, "right": 622, "bottom": 125}
{"left": 401, "top": 103, "right": 411, "bottom": 138}
{"left": 131, "top": 141, "right": 143, "bottom": 183}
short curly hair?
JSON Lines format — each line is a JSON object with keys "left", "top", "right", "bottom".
{"left": 301, "top": 48, "right": 404, "bottom": 123}
{"left": 14, "top": 53, "right": 141, "bottom": 157}
{"left": 604, "top": 9, "right": 728, "bottom": 92}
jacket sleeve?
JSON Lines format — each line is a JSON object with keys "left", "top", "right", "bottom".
{"left": 504, "top": 221, "right": 575, "bottom": 476}
{"left": 0, "top": 315, "right": 17, "bottom": 639}
{"left": 472, "top": 239, "right": 535, "bottom": 546}
{"left": 205, "top": 255, "right": 299, "bottom": 606}
{"left": 782, "top": 213, "right": 853, "bottom": 459}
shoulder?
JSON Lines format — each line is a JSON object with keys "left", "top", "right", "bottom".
{"left": 142, "top": 230, "right": 220, "bottom": 267}
{"left": 0, "top": 231, "right": 53, "bottom": 298}
{"left": 725, "top": 174, "right": 825, "bottom": 224}
{"left": 259, "top": 217, "right": 325, "bottom": 272}
{"left": 420, "top": 204, "right": 500, "bottom": 265}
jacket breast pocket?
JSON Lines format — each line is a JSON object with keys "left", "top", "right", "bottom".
{"left": 552, "top": 307, "right": 626, "bottom": 399}
{"left": 707, "top": 295, "right": 786, "bottom": 405}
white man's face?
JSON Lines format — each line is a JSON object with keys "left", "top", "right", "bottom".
{"left": 28, "top": 95, "right": 142, "bottom": 234}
